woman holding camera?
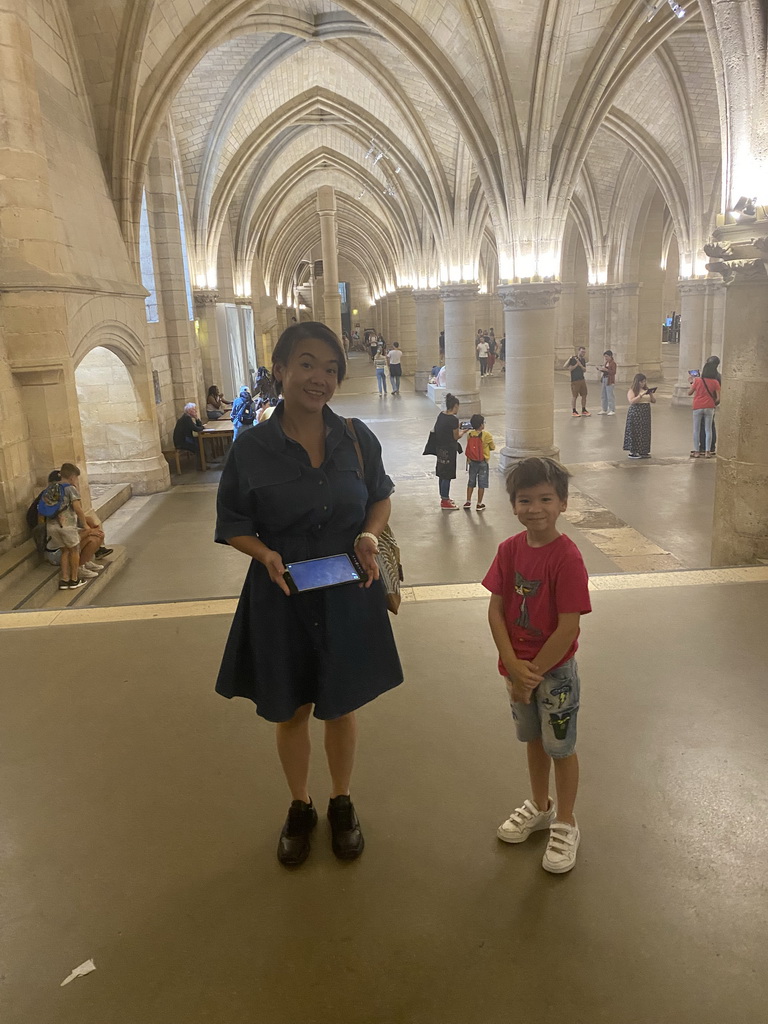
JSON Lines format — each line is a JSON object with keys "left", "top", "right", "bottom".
{"left": 215, "top": 322, "right": 403, "bottom": 867}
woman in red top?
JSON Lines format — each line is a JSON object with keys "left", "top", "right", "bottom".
{"left": 688, "top": 364, "right": 721, "bottom": 458}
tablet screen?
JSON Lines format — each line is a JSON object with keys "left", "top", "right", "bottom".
{"left": 285, "top": 554, "right": 363, "bottom": 592}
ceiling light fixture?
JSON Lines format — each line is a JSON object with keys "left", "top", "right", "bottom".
{"left": 645, "top": 0, "right": 685, "bottom": 20}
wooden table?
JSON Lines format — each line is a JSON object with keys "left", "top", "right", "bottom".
{"left": 197, "top": 419, "right": 234, "bottom": 471}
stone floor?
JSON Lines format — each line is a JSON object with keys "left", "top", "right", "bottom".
{"left": 1, "top": 577, "right": 767, "bottom": 1024}
{"left": 95, "top": 348, "right": 716, "bottom": 606}
{"left": 3, "top": 349, "right": 765, "bottom": 1024}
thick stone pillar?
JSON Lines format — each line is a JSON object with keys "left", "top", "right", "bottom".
{"left": 587, "top": 283, "right": 639, "bottom": 382}
{"left": 413, "top": 289, "right": 440, "bottom": 391}
{"left": 395, "top": 287, "right": 416, "bottom": 378}
{"left": 380, "top": 295, "right": 390, "bottom": 339}
{"left": 498, "top": 283, "right": 561, "bottom": 467}
{"left": 386, "top": 293, "right": 400, "bottom": 343}
{"left": 317, "top": 187, "right": 342, "bottom": 337}
{"left": 711, "top": 266, "right": 768, "bottom": 564}
{"left": 440, "top": 283, "right": 480, "bottom": 416}
{"left": 672, "top": 279, "right": 723, "bottom": 405}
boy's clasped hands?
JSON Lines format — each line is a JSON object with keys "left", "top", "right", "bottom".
{"left": 504, "top": 659, "right": 544, "bottom": 705}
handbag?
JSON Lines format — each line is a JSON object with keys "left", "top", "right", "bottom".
{"left": 423, "top": 431, "right": 438, "bottom": 456}
{"left": 346, "top": 419, "right": 403, "bottom": 614}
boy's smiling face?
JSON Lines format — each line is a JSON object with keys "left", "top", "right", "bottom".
{"left": 512, "top": 482, "right": 567, "bottom": 544}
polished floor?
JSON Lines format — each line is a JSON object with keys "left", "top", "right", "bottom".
{"left": 2, "top": 353, "right": 766, "bottom": 1024}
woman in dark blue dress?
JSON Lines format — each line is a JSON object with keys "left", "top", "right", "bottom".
{"left": 215, "top": 322, "right": 403, "bottom": 867}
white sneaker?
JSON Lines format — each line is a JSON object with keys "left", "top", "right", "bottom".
{"left": 542, "top": 820, "right": 580, "bottom": 873}
{"left": 83, "top": 561, "right": 104, "bottom": 571}
{"left": 596, "top": 410, "right": 607, "bottom": 415}
{"left": 78, "top": 567, "right": 99, "bottom": 579}
{"left": 606, "top": 411, "right": 616, "bottom": 416}
{"left": 497, "top": 798, "right": 556, "bottom": 844}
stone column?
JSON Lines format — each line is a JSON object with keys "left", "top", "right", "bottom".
{"left": 0, "top": 0, "right": 86, "bottom": 541}
{"left": 711, "top": 264, "right": 768, "bottom": 565}
{"left": 672, "top": 279, "right": 723, "bottom": 405}
{"left": 194, "top": 290, "right": 222, "bottom": 393}
{"left": 413, "top": 289, "right": 440, "bottom": 391}
{"left": 317, "top": 186, "right": 342, "bottom": 337}
{"left": 587, "top": 283, "right": 639, "bottom": 382}
{"left": 440, "top": 283, "right": 480, "bottom": 416}
{"left": 395, "top": 287, "right": 416, "bottom": 378}
{"left": 498, "top": 283, "right": 561, "bottom": 467}
{"left": 380, "top": 295, "right": 390, "bottom": 339}
{"left": 386, "top": 293, "right": 400, "bottom": 343}
{"left": 554, "top": 283, "right": 577, "bottom": 366}
{"left": 146, "top": 123, "right": 205, "bottom": 414}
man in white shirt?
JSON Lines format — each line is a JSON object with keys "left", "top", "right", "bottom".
{"left": 476, "top": 336, "right": 490, "bottom": 376}
{"left": 387, "top": 341, "right": 403, "bottom": 394}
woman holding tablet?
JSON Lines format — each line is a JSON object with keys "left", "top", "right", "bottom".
{"left": 215, "top": 322, "right": 403, "bottom": 867}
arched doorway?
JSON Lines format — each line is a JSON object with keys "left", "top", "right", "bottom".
{"left": 73, "top": 333, "right": 170, "bottom": 493}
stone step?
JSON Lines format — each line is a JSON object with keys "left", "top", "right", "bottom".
{"left": 0, "top": 483, "right": 133, "bottom": 611}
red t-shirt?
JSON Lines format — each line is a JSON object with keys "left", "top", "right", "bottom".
{"left": 691, "top": 376, "right": 720, "bottom": 410}
{"left": 482, "top": 532, "right": 592, "bottom": 674}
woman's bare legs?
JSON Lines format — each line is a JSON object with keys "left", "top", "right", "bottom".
{"left": 275, "top": 703, "right": 313, "bottom": 803}
{"left": 324, "top": 712, "right": 358, "bottom": 798}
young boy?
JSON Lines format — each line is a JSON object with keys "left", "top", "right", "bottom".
{"left": 463, "top": 414, "right": 496, "bottom": 511}
{"left": 482, "top": 457, "right": 591, "bottom": 873}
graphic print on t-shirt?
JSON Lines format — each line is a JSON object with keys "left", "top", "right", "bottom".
{"left": 514, "top": 572, "right": 542, "bottom": 632}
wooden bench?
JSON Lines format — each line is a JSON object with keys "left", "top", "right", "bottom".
{"left": 162, "top": 449, "right": 196, "bottom": 475}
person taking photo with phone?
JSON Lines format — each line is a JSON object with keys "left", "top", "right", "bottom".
{"left": 688, "top": 358, "right": 721, "bottom": 458}
{"left": 215, "top": 322, "right": 403, "bottom": 868}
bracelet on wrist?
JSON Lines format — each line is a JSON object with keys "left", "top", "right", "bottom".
{"left": 356, "top": 531, "right": 379, "bottom": 548}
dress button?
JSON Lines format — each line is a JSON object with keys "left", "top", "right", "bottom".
{"left": 322, "top": 505, "right": 327, "bottom": 511}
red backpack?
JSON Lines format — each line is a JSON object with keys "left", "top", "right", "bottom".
{"left": 465, "top": 432, "right": 485, "bottom": 462}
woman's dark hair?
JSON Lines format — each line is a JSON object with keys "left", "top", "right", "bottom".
{"left": 470, "top": 413, "right": 484, "bottom": 430}
{"left": 702, "top": 356, "right": 721, "bottom": 380}
{"left": 506, "top": 457, "right": 571, "bottom": 504}
{"left": 445, "top": 393, "right": 459, "bottom": 411}
{"left": 60, "top": 463, "right": 81, "bottom": 479}
{"left": 207, "top": 385, "right": 219, "bottom": 399}
{"left": 48, "top": 469, "right": 62, "bottom": 483}
{"left": 271, "top": 322, "right": 347, "bottom": 395}
{"left": 604, "top": 350, "right": 613, "bottom": 358}
{"left": 630, "top": 373, "right": 646, "bottom": 396}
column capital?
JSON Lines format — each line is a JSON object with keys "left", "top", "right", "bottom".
{"left": 497, "top": 282, "right": 561, "bottom": 311}
{"left": 412, "top": 288, "right": 440, "bottom": 302}
{"left": 395, "top": 285, "right": 414, "bottom": 297}
{"left": 585, "top": 282, "right": 639, "bottom": 298}
{"left": 193, "top": 289, "right": 219, "bottom": 306}
{"left": 677, "top": 277, "right": 721, "bottom": 296}
{"left": 440, "top": 282, "right": 479, "bottom": 301}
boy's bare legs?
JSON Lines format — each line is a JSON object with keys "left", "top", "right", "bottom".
{"left": 553, "top": 753, "right": 579, "bottom": 825}
{"left": 324, "top": 711, "right": 357, "bottom": 798}
{"left": 276, "top": 703, "right": 313, "bottom": 802}
{"left": 527, "top": 738, "right": 552, "bottom": 812}
{"left": 476, "top": 487, "right": 485, "bottom": 506}
{"left": 466, "top": 485, "right": 474, "bottom": 503}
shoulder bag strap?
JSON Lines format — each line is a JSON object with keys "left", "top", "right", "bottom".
{"left": 701, "top": 378, "right": 719, "bottom": 405}
{"left": 345, "top": 418, "right": 366, "bottom": 476}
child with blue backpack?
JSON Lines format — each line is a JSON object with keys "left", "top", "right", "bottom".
{"left": 37, "top": 463, "right": 100, "bottom": 590}
{"left": 230, "top": 386, "right": 256, "bottom": 439}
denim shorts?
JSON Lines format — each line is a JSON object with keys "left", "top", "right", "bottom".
{"left": 468, "top": 460, "right": 489, "bottom": 489}
{"left": 509, "top": 658, "right": 580, "bottom": 758}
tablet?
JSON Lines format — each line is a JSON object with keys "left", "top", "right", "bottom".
{"left": 283, "top": 553, "right": 366, "bottom": 594}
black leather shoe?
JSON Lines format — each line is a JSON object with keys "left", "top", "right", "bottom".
{"left": 327, "top": 795, "right": 365, "bottom": 860}
{"left": 277, "top": 800, "right": 317, "bottom": 867}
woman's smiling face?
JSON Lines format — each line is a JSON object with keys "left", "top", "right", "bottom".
{"left": 274, "top": 336, "right": 340, "bottom": 412}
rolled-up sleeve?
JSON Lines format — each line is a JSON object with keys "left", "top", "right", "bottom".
{"left": 353, "top": 419, "right": 395, "bottom": 506}
{"left": 215, "top": 445, "right": 258, "bottom": 544}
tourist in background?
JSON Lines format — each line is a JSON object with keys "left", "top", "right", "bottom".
{"left": 564, "top": 347, "right": 590, "bottom": 417}
{"left": 698, "top": 356, "right": 721, "bottom": 454}
{"left": 433, "top": 393, "right": 468, "bottom": 510}
{"left": 206, "top": 385, "right": 230, "bottom": 420}
{"left": 388, "top": 341, "right": 403, "bottom": 394}
{"left": 173, "top": 402, "right": 206, "bottom": 458}
{"left": 688, "top": 359, "right": 721, "bottom": 459}
{"left": 230, "top": 387, "right": 256, "bottom": 439}
{"left": 597, "top": 350, "right": 617, "bottom": 415}
{"left": 374, "top": 345, "right": 388, "bottom": 395}
{"left": 476, "top": 333, "right": 490, "bottom": 377}
{"left": 623, "top": 374, "right": 655, "bottom": 459}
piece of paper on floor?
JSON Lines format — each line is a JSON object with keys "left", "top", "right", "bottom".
{"left": 60, "top": 959, "right": 96, "bottom": 987}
